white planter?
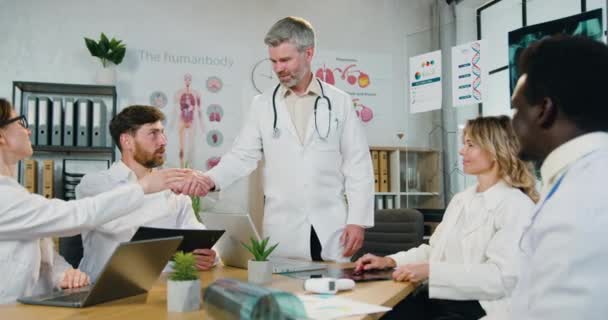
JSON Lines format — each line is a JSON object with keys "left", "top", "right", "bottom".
{"left": 247, "top": 260, "right": 273, "bottom": 285}
{"left": 167, "top": 279, "right": 201, "bottom": 312}
{"left": 95, "top": 64, "right": 116, "bottom": 85}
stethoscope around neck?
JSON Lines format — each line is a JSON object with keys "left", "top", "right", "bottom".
{"left": 271, "top": 78, "right": 332, "bottom": 140}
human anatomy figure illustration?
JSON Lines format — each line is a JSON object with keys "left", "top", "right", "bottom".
{"left": 172, "top": 73, "right": 204, "bottom": 167}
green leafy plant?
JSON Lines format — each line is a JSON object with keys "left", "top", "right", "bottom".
{"left": 241, "top": 237, "right": 279, "bottom": 262}
{"left": 191, "top": 195, "right": 202, "bottom": 222}
{"left": 84, "top": 33, "right": 126, "bottom": 67}
{"left": 183, "top": 162, "right": 202, "bottom": 222}
{"left": 169, "top": 251, "right": 199, "bottom": 281}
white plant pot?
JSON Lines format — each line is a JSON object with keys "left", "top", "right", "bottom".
{"left": 167, "top": 279, "right": 201, "bottom": 312}
{"left": 248, "top": 260, "right": 273, "bottom": 285}
{"left": 95, "top": 64, "right": 116, "bottom": 85}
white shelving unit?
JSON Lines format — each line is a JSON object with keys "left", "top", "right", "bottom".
{"left": 371, "top": 146, "right": 444, "bottom": 210}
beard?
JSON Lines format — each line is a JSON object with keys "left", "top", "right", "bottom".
{"left": 279, "top": 74, "right": 298, "bottom": 88}
{"left": 133, "top": 142, "right": 165, "bottom": 169}
{"left": 277, "top": 68, "right": 306, "bottom": 88}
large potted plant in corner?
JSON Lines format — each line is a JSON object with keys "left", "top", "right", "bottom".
{"left": 167, "top": 251, "right": 201, "bottom": 312}
{"left": 84, "top": 32, "right": 126, "bottom": 85}
{"left": 241, "top": 237, "right": 278, "bottom": 285}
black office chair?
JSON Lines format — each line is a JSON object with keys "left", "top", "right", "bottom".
{"left": 352, "top": 208, "right": 424, "bottom": 261}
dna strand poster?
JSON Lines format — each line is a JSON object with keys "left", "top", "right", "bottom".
{"left": 451, "top": 40, "right": 487, "bottom": 107}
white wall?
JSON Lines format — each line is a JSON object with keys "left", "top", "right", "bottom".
{"left": 441, "top": 0, "right": 608, "bottom": 197}
{"left": 0, "top": 0, "right": 436, "bottom": 211}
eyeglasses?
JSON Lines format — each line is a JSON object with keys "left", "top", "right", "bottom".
{"left": 0, "top": 115, "right": 28, "bottom": 129}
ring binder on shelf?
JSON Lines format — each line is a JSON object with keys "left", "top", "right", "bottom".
{"left": 42, "top": 160, "right": 54, "bottom": 199}
{"left": 26, "top": 97, "right": 37, "bottom": 145}
{"left": 378, "top": 151, "right": 389, "bottom": 192}
{"left": 51, "top": 98, "right": 63, "bottom": 146}
{"left": 37, "top": 97, "right": 51, "bottom": 146}
{"left": 63, "top": 98, "right": 75, "bottom": 146}
{"left": 23, "top": 159, "right": 38, "bottom": 194}
{"left": 76, "top": 99, "right": 92, "bottom": 147}
{"left": 91, "top": 100, "right": 107, "bottom": 147}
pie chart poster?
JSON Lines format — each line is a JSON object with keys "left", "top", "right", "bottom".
{"left": 126, "top": 45, "right": 245, "bottom": 171}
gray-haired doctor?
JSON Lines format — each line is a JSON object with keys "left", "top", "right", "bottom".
{"left": 186, "top": 16, "right": 374, "bottom": 262}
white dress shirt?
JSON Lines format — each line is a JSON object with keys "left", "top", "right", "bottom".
{"left": 282, "top": 78, "right": 319, "bottom": 144}
{"left": 0, "top": 175, "right": 145, "bottom": 304}
{"left": 512, "top": 132, "right": 608, "bottom": 320}
{"left": 388, "top": 180, "right": 535, "bottom": 319}
{"left": 75, "top": 161, "right": 209, "bottom": 281}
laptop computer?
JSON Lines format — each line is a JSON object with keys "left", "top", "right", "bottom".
{"left": 202, "top": 212, "right": 327, "bottom": 274}
{"left": 18, "top": 236, "right": 183, "bottom": 308}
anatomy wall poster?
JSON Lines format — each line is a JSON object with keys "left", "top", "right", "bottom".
{"left": 128, "top": 46, "right": 243, "bottom": 172}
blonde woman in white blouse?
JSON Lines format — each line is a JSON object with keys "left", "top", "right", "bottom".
{"left": 355, "top": 115, "right": 538, "bottom": 320}
{"left": 0, "top": 98, "right": 187, "bottom": 304}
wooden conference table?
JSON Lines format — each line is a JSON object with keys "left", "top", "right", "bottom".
{"left": 0, "top": 263, "right": 414, "bottom": 320}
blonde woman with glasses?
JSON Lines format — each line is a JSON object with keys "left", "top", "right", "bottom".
{"left": 355, "top": 115, "right": 538, "bottom": 320}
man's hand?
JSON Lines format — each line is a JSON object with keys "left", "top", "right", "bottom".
{"left": 392, "top": 263, "right": 429, "bottom": 283}
{"left": 340, "top": 224, "right": 365, "bottom": 257}
{"left": 139, "top": 168, "right": 189, "bottom": 194}
{"left": 177, "top": 171, "right": 216, "bottom": 197}
{"left": 354, "top": 253, "right": 396, "bottom": 272}
{"left": 193, "top": 249, "right": 217, "bottom": 271}
{"left": 60, "top": 268, "right": 90, "bottom": 289}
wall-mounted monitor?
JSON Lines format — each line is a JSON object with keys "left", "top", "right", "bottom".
{"left": 508, "top": 8, "right": 604, "bottom": 95}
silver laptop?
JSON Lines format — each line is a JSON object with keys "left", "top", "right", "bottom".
{"left": 18, "top": 236, "right": 183, "bottom": 308}
{"left": 203, "top": 212, "right": 327, "bottom": 274}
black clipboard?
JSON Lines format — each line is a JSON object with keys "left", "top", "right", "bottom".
{"left": 130, "top": 227, "right": 225, "bottom": 253}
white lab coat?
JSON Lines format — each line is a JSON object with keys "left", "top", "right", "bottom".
{"left": 512, "top": 133, "right": 608, "bottom": 320}
{"left": 75, "top": 161, "right": 210, "bottom": 281}
{"left": 206, "top": 80, "right": 374, "bottom": 262}
{"left": 388, "top": 181, "right": 534, "bottom": 319}
{"left": 0, "top": 175, "right": 145, "bottom": 304}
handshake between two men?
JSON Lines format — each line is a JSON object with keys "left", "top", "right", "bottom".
{"left": 136, "top": 168, "right": 216, "bottom": 197}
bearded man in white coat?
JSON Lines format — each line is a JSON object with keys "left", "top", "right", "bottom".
{"left": 76, "top": 105, "right": 217, "bottom": 281}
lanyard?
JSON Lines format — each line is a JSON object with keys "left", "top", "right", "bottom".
{"left": 543, "top": 173, "right": 565, "bottom": 203}
{"left": 532, "top": 173, "right": 566, "bottom": 222}
{"left": 518, "top": 172, "right": 566, "bottom": 253}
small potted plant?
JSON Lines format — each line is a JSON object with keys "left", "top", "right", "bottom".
{"left": 167, "top": 251, "right": 200, "bottom": 312}
{"left": 241, "top": 237, "right": 278, "bottom": 285}
{"left": 84, "top": 32, "right": 126, "bottom": 85}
